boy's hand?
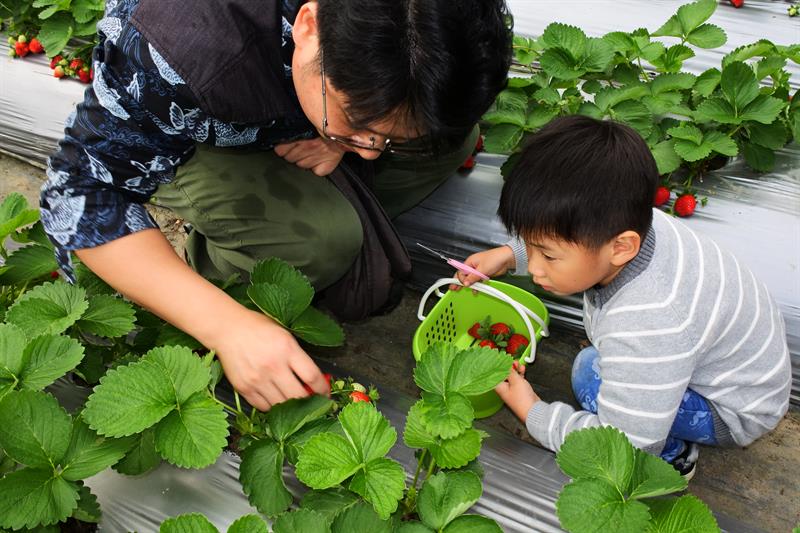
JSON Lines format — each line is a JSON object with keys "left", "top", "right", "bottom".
{"left": 451, "top": 245, "right": 515, "bottom": 289}
{"left": 495, "top": 362, "right": 540, "bottom": 422}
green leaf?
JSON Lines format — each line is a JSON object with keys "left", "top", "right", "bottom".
{"left": 6, "top": 282, "right": 88, "bottom": 339}
{"left": 652, "top": 16, "right": 683, "bottom": 38}
{"left": 83, "top": 357, "right": 177, "bottom": 437}
{"left": 113, "top": 428, "right": 161, "bottom": 476}
{"left": 417, "top": 471, "right": 482, "bottom": 530}
{"left": 290, "top": 306, "right": 345, "bottom": 347}
{"left": 448, "top": 347, "right": 512, "bottom": 396}
{"left": 676, "top": 0, "right": 716, "bottom": 34}
{"left": 156, "top": 324, "right": 204, "bottom": 351}
{"left": 300, "top": 487, "right": 359, "bottom": 522}
{"left": 0, "top": 244, "right": 59, "bottom": 285}
{"left": 483, "top": 89, "right": 528, "bottom": 127}
{"left": 556, "top": 478, "right": 651, "bottom": 533}
{"left": 159, "top": 513, "right": 219, "bottom": 533}
{"left": 443, "top": 515, "right": 503, "bottom": 533}
{"left": 646, "top": 494, "right": 719, "bottom": 532}
{"left": 268, "top": 395, "right": 334, "bottom": 442}
{"left": 147, "top": 346, "right": 211, "bottom": 404}
{"left": 239, "top": 439, "right": 293, "bottom": 517}
{"left": 704, "top": 131, "right": 738, "bottom": 157}
{"left": 642, "top": 93, "right": 684, "bottom": 115}
{"left": 330, "top": 501, "right": 392, "bottom": 533}
{"left": 721, "top": 62, "right": 759, "bottom": 110}
{"left": 72, "top": 483, "right": 101, "bottom": 523}
{"left": 674, "top": 139, "right": 713, "bottom": 162}
{"left": 482, "top": 123, "right": 524, "bottom": 154}
{"left": 419, "top": 392, "right": 474, "bottom": 439}
{"left": 612, "top": 100, "right": 653, "bottom": 137}
{"left": 154, "top": 393, "right": 228, "bottom": 468}
{"left": 338, "top": 402, "right": 396, "bottom": 462}
{"left": 695, "top": 98, "right": 739, "bottom": 124}
{"left": 556, "top": 426, "right": 635, "bottom": 489}
{"left": 789, "top": 111, "right": 800, "bottom": 146}
{"left": 75, "top": 295, "right": 136, "bottom": 338}
{"left": 295, "top": 433, "right": 361, "bottom": 489}
{"left": 0, "top": 323, "right": 27, "bottom": 396}
{"left": 0, "top": 468, "right": 79, "bottom": 530}
{"left": 686, "top": 24, "right": 726, "bottom": 49}
{"left": 739, "top": 94, "right": 785, "bottom": 124}
{"left": 540, "top": 48, "right": 585, "bottom": 80}
{"left": 247, "top": 283, "right": 293, "bottom": 327}
{"left": 273, "top": 509, "right": 330, "bottom": 533}
{"left": 583, "top": 38, "right": 615, "bottom": 73}
{"left": 639, "top": 41, "right": 666, "bottom": 63}
{"left": 627, "top": 448, "right": 687, "bottom": 500}
{"left": 755, "top": 56, "right": 786, "bottom": 81}
{"left": 285, "top": 418, "right": 339, "bottom": 464}
{"left": 602, "top": 31, "right": 635, "bottom": 53}
{"left": 541, "top": 23, "right": 587, "bottom": 59}
{"left": 525, "top": 107, "right": 559, "bottom": 131}
{"left": 227, "top": 514, "right": 269, "bottom": 533}
{"left": 38, "top": 13, "right": 74, "bottom": 57}
{"left": 742, "top": 142, "right": 775, "bottom": 172}
{"left": 0, "top": 390, "right": 72, "bottom": 468}
{"left": 693, "top": 68, "right": 721, "bottom": 97}
{"left": 414, "top": 343, "right": 459, "bottom": 395}
{"left": 0, "top": 193, "right": 40, "bottom": 243}
{"left": 651, "top": 45, "right": 694, "bottom": 73}
{"left": 723, "top": 40, "right": 777, "bottom": 68}
{"left": 18, "top": 334, "right": 84, "bottom": 392}
{"left": 748, "top": 121, "right": 789, "bottom": 150}
{"left": 397, "top": 522, "right": 435, "bottom": 533}
{"left": 667, "top": 124, "right": 703, "bottom": 144}
{"left": 348, "top": 457, "right": 406, "bottom": 520}
{"left": 594, "top": 86, "right": 649, "bottom": 113}
{"left": 651, "top": 73, "right": 697, "bottom": 95}
{"left": 403, "top": 401, "right": 485, "bottom": 469}
{"left": 533, "top": 87, "right": 561, "bottom": 105}
{"left": 61, "top": 417, "right": 133, "bottom": 481}
{"left": 250, "top": 258, "right": 314, "bottom": 323}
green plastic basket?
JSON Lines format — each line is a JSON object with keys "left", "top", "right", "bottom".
{"left": 412, "top": 278, "right": 550, "bottom": 418}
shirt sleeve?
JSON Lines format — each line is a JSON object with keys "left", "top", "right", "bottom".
{"left": 40, "top": 11, "right": 209, "bottom": 278}
{"left": 525, "top": 333, "right": 697, "bottom": 456}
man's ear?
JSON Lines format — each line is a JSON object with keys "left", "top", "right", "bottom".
{"left": 292, "top": 2, "right": 319, "bottom": 52}
{"left": 610, "top": 230, "right": 641, "bottom": 266}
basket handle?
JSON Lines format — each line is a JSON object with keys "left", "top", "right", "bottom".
{"left": 417, "top": 278, "right": 549, "bottom": 364}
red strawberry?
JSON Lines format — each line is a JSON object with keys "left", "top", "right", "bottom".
{"left": 479, "top": 339, "right": 498, "bottom": 350}
{"left": 70, "top": 58, "right": 84, "bottom": 70}
{"left": 674, "top": 194, "right": 697, "bottom": 217}
{"left": 50, "top": 55, "right": 63, "bottom": 69}
{"left": 506, "top": 333, "right": 530, "bottom": 356}
{"left": 14, "top": 41, "right": 29, "bottom": 57}
{"left": 323, "top": 373, "right": 333, "bottom": 386}
{"left": 728, "top": 0, "right": 743, "bottom": 7}
{"left": 349, "top": 391, "right": 371, "bottom": 403}
{"left": 53, "top": 66, "right": 65, "bottom": 78}
{"left": 89, "top": 68, "right": 94, "bottom": 81}
{"left": 475, "top": 135, "right": 484, "bottom": 152}
{"left": 468, "top": 322, "right": 482, "bottom": 339}
{"left": 490, "top": 322, "right": 511, "bottom": 339}
{"left": 653, "top": 186, "right": 671, "bottom": 207}
{"left": 28, "top": 38, "right": 44, "bottom": 54}
{"left": 78, "top": 66, "right": 91, "bottom": 84}
{"left": 50, "top": 271, "right": 59, "bottom": 279}
{"left": 460, "top": 155, "right": 476, "bottom": 170}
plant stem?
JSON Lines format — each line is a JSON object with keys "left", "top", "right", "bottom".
{"left": 210, "top": 395, "right": 239, "bottom": 416}
{"left": 425, "top": 454, "right": 437, "bottom": 479}
{"left": 234, "top": 390, "right": 242, "bottom": 413}
{"left": 410, "top": 449, "right": 428, "bottom": 492}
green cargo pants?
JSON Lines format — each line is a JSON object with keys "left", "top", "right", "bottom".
{"left": 154, "top": 127, "right": 477, "bottom": 290}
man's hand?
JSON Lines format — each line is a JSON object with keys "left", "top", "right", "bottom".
{"left": 274, "top": 137, "right": 345, "bottom": 176}
{"left": 495, "top": 362, "right": 540, "bottom": 422}
{"left": 212, "top": 308, "right": 329, "bottom": 411}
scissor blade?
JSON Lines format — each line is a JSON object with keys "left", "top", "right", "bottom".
{"left": 416, "top": 242, "right": 449, "bottom": 261}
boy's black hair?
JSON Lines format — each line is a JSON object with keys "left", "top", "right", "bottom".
{"left": 317, "top": 0, "right": 512, "bottom": 147}
{"left": 498, "top": 116, "right": 659, "bottom": 249}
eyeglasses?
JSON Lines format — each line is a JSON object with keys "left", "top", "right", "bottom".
{"left": 320, "top": 60, "right": 433, "bottom": 156}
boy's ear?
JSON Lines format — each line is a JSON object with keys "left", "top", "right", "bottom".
{"left": 609, "top": 230, "right": 641, "bottom": 266}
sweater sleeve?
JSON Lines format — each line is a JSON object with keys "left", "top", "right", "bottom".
{"left": 526, "top": 333, "right": 697, "bottom": 455}
{"left": 504, "top": 236, "right": 529, "bottom": 276}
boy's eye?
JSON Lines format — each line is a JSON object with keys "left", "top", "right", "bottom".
{"left": 543, "top": 254, "right": 556, "bottom": 261}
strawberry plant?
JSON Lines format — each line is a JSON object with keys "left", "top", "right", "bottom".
{"left": 555, "top": 426, "right": 720, "bottom": 533}
{"left": 485, "top": 0, "right": 798, "bottom": 216}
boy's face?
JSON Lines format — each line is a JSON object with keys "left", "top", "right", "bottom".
{"left": 524, "top": 236, "right": 621, "bottom": 296}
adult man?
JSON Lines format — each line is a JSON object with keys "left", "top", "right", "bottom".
{"left": 41, "top": 0, "right": 512, "bottom": 410}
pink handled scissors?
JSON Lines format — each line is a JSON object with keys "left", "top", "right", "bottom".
{"left": 416, "top": 243, "right": 490, "bottom": 281}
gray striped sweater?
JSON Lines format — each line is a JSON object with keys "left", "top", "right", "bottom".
{"left": 514, "top": 209, "right": 791, "bottom": 455}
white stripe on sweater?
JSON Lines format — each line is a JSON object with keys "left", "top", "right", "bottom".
{"left": 607, "top": 211, "right": 684, "bottom": 315}
{"left": 712, "top": 269, "right": 761, "bottom": 365}
{"left": 710, "top": 303, "right": 776, "bottom": 386}
{"left": 742, "top": 377, "right": 792, "bottom": 413}
{"left": 597, "top": 394, "right": 676, "bottom": 419}
{"left": 602, "top": 376, "right": 691, "bottom": 391}
{"left": 547, "top": 403, "right": 564, "bottom": 450}
{"left": 714, "top": 254, "right": 745, "bottom": 345}
{"left": 596, "top": 227, "right": 705, "bottom": 343}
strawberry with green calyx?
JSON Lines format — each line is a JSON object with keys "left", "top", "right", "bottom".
{"left": 489, "top": 322, "right": 512, "bottom": 342}
{"left": 479, "top": 339, "right": 498, "bottom": 350}
{"left": 674, "top": 194, "right": 697, "bottom": 217}
{"left": 70, "top": 58, "right": 84, "bottom": 70}
{"left": 653, "top": 185, "right": 671, "bottom": 207}
{"left": 506, "top": 333, "right": 530, "bottom": 356}
{"left": 7, "top": 36, "right": 16, "bottom": 46}
{"left": 468, "top": 322, "right": 482, "bottom": 339}
{"left": 349, "top": 391, "right": 371, "bottom": 403}
{"left": 78, "top": 66, "right": 91, "bottom": 84}
{"left": 28, "top": 38, "right": 44, "bottom": 54}
{"left": 50, "top": 55, "right": 63, "bottom": 69}
{"left": 53, "top": 65, "right": 65, "bottom": 78}
{"left": 14, "top": 41, "right": 29, "bottom": 57}
{"left": 790, "top": 4, "right": 799, "bottom": 17}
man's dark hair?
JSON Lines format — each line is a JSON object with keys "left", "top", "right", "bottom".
{"left": 498, "top": 116, "right": 659, "bottom": 249}
{"left": 317, "top": 0, "right": 512, "bottom": 146}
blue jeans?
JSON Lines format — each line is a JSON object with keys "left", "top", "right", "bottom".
{"left": 571, "top": 346, "right": 717, "bottom": 462}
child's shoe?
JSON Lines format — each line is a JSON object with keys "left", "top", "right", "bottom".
{"left": 671, "top": 442, "right": 699, "bottom": 481}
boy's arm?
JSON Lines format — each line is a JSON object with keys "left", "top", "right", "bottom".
{"left": 455, "top": 239, "right": 526, "bottom": 287}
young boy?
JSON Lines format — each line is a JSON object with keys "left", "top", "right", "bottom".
{"left": 457, "top": 116, "right": 791, "bottom": 476}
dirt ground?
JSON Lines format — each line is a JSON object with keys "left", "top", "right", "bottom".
{"left": 2, "top": 152, "right": 798, "bottom": 532}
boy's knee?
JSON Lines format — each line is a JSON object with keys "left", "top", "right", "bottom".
{"left": 572, "top": 346, "right": 600, "bottom": 380}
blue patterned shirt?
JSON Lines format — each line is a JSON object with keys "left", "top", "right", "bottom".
{"left": 40, "top": 0, "right": 315, "bottom": 278}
